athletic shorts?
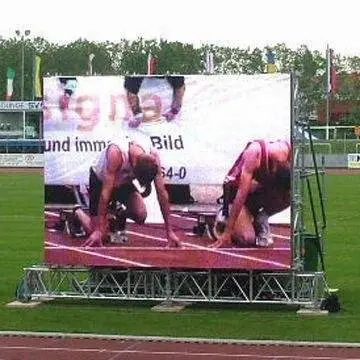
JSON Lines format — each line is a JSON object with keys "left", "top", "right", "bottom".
{"left": 89, "top": 167, "right": 138, "bottom": 216}
{"left": 224, "top": 179, "right": 265, "bottom": 217}
{"left": 245, "top": 186, "right": 267, "bottom": 216}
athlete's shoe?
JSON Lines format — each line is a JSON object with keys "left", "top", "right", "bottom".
{"left": 110, "top": 230, "right": 128, "bottom": 244}
{"left": 255, "top": 235, "right": 274, "bottom": 247}
{"left": 254, "top": 209, "right": 273, "bottom": 247}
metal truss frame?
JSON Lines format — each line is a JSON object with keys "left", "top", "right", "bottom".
{"left": 17, "top": 266, "right": 328, "bottom": 307}
{"left": 291, "top": 72, "right": 327, "bottom": 273}
{"left": 292, "top": 70, "right": 306, "bottom": 271}
{"left": 15, "top": 72, "right": 331, "bottom": 309}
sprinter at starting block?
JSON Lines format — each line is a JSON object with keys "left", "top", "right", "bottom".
{"left": 69, "top": 138, "right": 180, "bottom": 248}
{"left": 57, "top": 200, "right": 130, "bottom": 244}
{"left": 211, "top": 139, "right": 291, "bottom": 248}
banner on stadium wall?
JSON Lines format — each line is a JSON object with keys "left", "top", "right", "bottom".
{"left": 43, "top": 74, "right": 291, "bottom": 185}
{"left": 0, "top": 101, "right": 43, "bottom": 112}
{"left": 348, "top": 153, "right": 360, "bottom": 168}
{"left": 0, "top": 153, "right": 44, "bottom": 167}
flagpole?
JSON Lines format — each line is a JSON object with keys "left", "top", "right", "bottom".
{"left": 325, "top": 44, "right": 330, "bottom": 141}
{"left": 32, "top": 52, "right": 35, "bottom": 100}
{"left": 326, "top": 93, "right": 330, "bottom": 140}
{"left": 21, "top": 37, "right": 25, "bottom": 100}
{"left": 15, "top": 29, "right": 31, "bottom": 100}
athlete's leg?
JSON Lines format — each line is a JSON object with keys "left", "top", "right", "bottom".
{"left": 111, "top": 182, "right": 147, "bottom": 225}
{"left": 122, "top": 190, "right": 147, "bottom": 224}
{"left": 246, "top": 186, "right": 290, "bottom": 246}
{"left": 231, "top": 206, "right": 256, "bottom": 246}
{"left": 75, "top": 208, "right": 93, "bottom": 234}
{"left": 75, "top": 167, "right": 102, "bottom": 235}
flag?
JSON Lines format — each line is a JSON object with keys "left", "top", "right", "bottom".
{"left": 266, "top": 50, "right": 277, "bottom": 73}
{"left": 326, "top": 45, "right": 338, "bottom": 95}
{"left": 33, "top": 55, "right": 42, "bottom": 99}
{"left": 147, "top": 53, "right": 158, "bottom": 75}
{"left": 6, "top": 67, "right": 15, "bottom": 100}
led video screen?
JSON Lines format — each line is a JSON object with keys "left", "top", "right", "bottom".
{"left": 44, "top": 74, "right": 291, "bottom": 270}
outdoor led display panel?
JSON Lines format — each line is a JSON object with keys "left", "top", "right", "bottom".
{"left": 44, "top": 74, "right": 292, "bottom": 270}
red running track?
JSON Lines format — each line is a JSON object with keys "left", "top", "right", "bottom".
{"left": 44, "top": 210, "right": 291, "bottom": 270}
{"left": 1, "top": 335, "right": 360, "bottom": 360}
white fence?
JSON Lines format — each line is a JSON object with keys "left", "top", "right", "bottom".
{"left": 310, "top": 126, "right": 358, "bottom": 140}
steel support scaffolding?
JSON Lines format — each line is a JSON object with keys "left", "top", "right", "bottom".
{"left": 17, "top": 266, "right": 328, "bottom": 307}
{"left": 15, "top": 73, "right": 333, "bottom": 309}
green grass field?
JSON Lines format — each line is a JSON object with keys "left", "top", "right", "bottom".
{"left": 1, "top": 171, "right": 360, "bottom": 342}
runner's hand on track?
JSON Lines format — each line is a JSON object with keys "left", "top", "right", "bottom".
{"left": 167, "top": 230, "right": 182, "bottom": 248}
{"left": 84, "top": 230, "right": 104, "bottom": 247}
{"left": 209, "top": 231, "right": 232, "bottom": 248}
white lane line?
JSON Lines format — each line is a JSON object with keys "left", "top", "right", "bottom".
{"left": 0, "top": 345, "right": 356, "bottom": 359}
{"left": 126, "top": 231, "right": 290, "bottom": 269}
{"left": 45, "top": 241, "right": 152, "bottom": 268}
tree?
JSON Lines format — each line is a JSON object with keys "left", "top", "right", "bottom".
{"left": 1, "top": 34, "right": 360, "bottom": 114}
{"left": 0, "top": 37, "right": 34, "bottom": 100}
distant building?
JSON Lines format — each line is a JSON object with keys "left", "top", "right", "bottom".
{"left": 316, "top": 100, "right": 360, "bottom": 124}
{"left": 316, "top": 73, "right": 360, "bottom": 124}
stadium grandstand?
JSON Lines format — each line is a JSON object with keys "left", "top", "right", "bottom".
{"left": 0, "top": 100, "right": 43, "bottom": 155}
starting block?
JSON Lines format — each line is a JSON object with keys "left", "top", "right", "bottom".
{"left": 107, "top": 202, "right": 129, "bottom": 244}
{"left": 108, "top": 231, "right": 129, "bottom": 244}
{"left": 192, "top": 212, "right": 216, "bottom": 238}
{"left": 56, "top": 204, "right": 130, "bottom": 244}
{"left": 59, "top": 208, "right": 87, "bottom": 238}
{"left": 174, "top": 204, "right": 226, "bottom": 240}
{"left": 192, "top": 207, "right": 229, "bottom": 241}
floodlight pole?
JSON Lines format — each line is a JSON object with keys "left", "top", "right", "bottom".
{"left": 15, "top": 30, "right": 31, "bottom": 100}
